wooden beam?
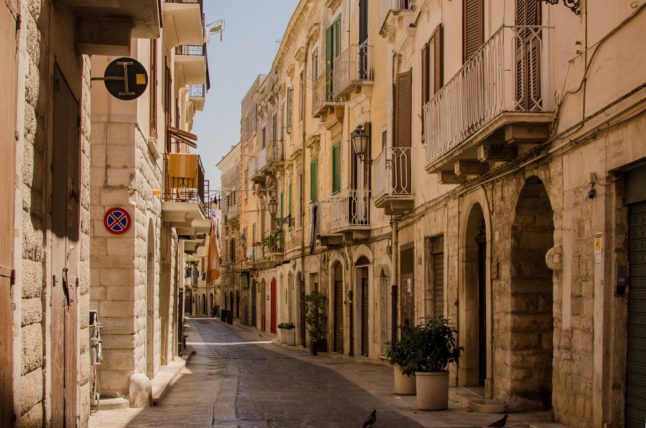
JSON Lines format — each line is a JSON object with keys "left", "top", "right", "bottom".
{"left": 477, "top": 144, "right": 516, "bottom": 162}
{"left": 505, "top": 123, "right": 550, "bottom": 145}
{"left": 454, "top": 160, "right": 489, "bottom": 176}
{"left": 439, "top": 171, "right": 466, "bottom": 185}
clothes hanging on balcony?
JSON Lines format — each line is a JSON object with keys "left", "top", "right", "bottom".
{"left": 310, "top": 202, "right": 318, "bottom": 255}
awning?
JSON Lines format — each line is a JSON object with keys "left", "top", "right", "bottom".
{"left": 168, "top": 126, "right": 198, "bottom": 148}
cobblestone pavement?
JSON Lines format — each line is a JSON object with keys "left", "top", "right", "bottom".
{"left": 90, "top": 319, "right": 563, "bottom": 428}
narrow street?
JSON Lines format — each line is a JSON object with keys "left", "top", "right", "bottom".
{"left": 90, "top": 320, "right": 559, "bottom": 428}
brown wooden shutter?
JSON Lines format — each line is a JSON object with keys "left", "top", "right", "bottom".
{"left": 433, "top": 24, "right": 444, "bottom": 94}
{"left": 421, "top": 43, "right": 428, "bottom": 138}
{"left": 396, "top": 70, "right": 412, "bottom": 148}
{"left": 463, "top": 0, "right": 484, "bottom": 62}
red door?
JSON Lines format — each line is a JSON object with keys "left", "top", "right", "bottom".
{"left": 270, "top": 279, "right": 277, "bottom": 334}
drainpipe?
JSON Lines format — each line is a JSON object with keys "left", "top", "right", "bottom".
{"left": 301, "top": 42, "right": 309, "bottom": 346}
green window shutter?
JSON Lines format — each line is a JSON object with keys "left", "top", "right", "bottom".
{"left": 288, "top": 183, "right": 292, "bottom": 226}
{"left": 332, "top": 144, "right": 341, "bottom": 194}
{"left": 326, "top": 26, "right": 334, "bottom": 99}
{"left": 280, "top": 191, "right": 284, "bottom": 225}
{"left": 310, "top": 159, "right": 318, "bottom": 201}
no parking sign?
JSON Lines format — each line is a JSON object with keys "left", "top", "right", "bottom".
{"left": 104, "top": 208, "right": 131, "bottom": 235}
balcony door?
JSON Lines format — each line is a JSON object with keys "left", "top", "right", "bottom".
{"left": 393, "top": 71, "right": 412, "bottom": 195}
{"left": 515, "top": 0, "right": 543, "bottom": 111}
{"left": 326, "top": 17, "right": 342, "bottom": 100}
{"left": 359, "top": 0, "right": 369, "bottom": 79}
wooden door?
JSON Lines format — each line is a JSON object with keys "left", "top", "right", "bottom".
{"left": 393, "top": 71, "right": 412, "bottom": 195}
{"left": 0, "top": 0, "right": 18, "bottom": 424}
{"left": 299, "top": 281, "right": 306, "bottom": 347}
{"left": 627, "top": 201, "right": 646, "bottom": 427}
{"left": 270, "top": 279, "right": 277, "bottom": 334}
{"left": 400, "top": 246, "right": 415, "bottom": 328}
{"left": 251, "top": 282, "right": 257, "bottom": 328}
{"left": 515, "top": 0, "right": 542, "bottom": 111}
{"left": 51, "top": 65, "right": 80, "bottom": 428}
{"left": 333, "top": 265, "right": 344, "bottom": 354}
{"left": 360, "top": 268, "right": 369, "bottom": 357}
{"left": 391, "top": 285, "right": 398, "bottom": 343}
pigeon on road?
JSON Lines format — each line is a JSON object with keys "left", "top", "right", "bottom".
{"left": 362, "top": 409, "right": 377, "bottom": 427}
{"left": 486, "top": 414, "right": 507, "bottom": 428}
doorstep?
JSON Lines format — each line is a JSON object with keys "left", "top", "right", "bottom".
{"left": 151, "top": 354, "right": 190, "bottom": 404}
{"left": 449, "top": 386, "right": 507, "bottom": 413}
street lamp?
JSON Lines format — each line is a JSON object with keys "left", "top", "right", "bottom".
{"left": 267, "top": 196, "right": 278, "bottom": 217}
{"left": 351, "top": 124, "right": 370, "bottom": 162}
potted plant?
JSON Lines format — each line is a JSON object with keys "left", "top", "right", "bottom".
{"left": 386, "top": 325, "right": 417, "bottom": 395}
{"left": 410, "top": 316, "right": 462, "bottom": 410}
{"left": 277, "top": 322, "right": 295, "bottom": 346}
{"left": 302, "top": 291, "right": 327, "bottom": 355}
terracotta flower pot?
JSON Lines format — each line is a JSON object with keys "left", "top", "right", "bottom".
{"left": 393, "top": 365, "right": 416, "bottom": 395}
{"left": 415, "top": 371, "right": 449, "bottom": 410}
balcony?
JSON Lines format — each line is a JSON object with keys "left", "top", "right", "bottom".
{"left": 423, "top": 26, "right": 553, "bottom": 182}
{"left": 374, "top": 147, "right": 414, "bottom": 215}
{"left": 312, "top": 73, "right": 343, "bottom": 119}
{"left": 259, "top": 230, "right": 284, "bottom": 266}
{"left": 330, "top": 189, "right": 371, "bottom": 241}
{"left": 63, "top": 0, "right": 160, "bottom": 54}
{"left": 257, "top": 148, "right": 268, "bottom": 174}
{"left": 379, "top": 0, "right": 415, "bottom": 37}
{"left": 333, "top": 43, "right": 373, "bottom": 99}
{"left": 250, "top": 158, "right": 265, "bottom": 185}
{"left": 317, "top": 201, "right": 343, "bottom": 247}
{"left": 163, "top": 0, "right": 204, "bottom": 48}
{"left": 162, "top": 153, "right": 211, "bottom": 238}
{"left": 266, "top": 141, "right": 285, "bottom": 171}
{"left": 175, "top": 44, "right": 208, "bottom": 87}
{"left": 189, "top": 84, "right": 206, "bottom": 111}
{"left": 226, "top": 204, "right": 240, "bottom": 221}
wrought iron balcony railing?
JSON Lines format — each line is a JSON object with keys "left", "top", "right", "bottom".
{"left": 266, "top": 141, "right": 284, "bottom": 167}
{"left": 163, "top": 153, "right": 209, "bottom": 215}
{"left": 333, "top": 42, "right": 373, "bottom": 98}
{"left": 175, "top": 44, "right": 205, "bottom": 56}
{"left": 330, "top": 189, "right": 371, "bottom": 232}
{"left": 374, "top": 147, "right": 413, "bottom": 201}
{"left": 312, "top": 72, "right": 341, "bottom": 117}
{"left": 423, "top": 25, "right": 553, "bottom": 169}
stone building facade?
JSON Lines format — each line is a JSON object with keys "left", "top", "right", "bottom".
{"left": 89, "top": 1, "right": 211, "bottom": 404}
{"left": 1, "top": 0, "right": 161, "bottom": 425}
{"left": 219, "top": 0, "right": 646, "bottom": 427}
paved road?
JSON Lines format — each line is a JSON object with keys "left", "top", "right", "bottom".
{"left": 191, "top": 319, "right": 423, "bottom": 428}
{"left": 90, "top": 319, "right": 560, "bottom": 428}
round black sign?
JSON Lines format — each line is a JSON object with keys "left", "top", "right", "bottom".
{"left": 104, "top": 57, "right": 148, "bottom": 101}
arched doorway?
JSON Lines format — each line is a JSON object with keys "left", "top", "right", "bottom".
{"left": 333, "top": 262, "right": 344, "bottom": 354}
{"left": 270, "top": 278, "right": 277, "bottom": 334}
{"left": 209, "top": 293, "right": 213, "bottom": 317}
{"left": 146, "top": 221, "right": 155, "bottom": 379}
{"left": 201, "top": 294, "right": 206, "bottom": 316}
{"left": 510, "top": 177, "right": 554, "bottom": 409}
{"left": 251, "top": 280, "right": 257, "bottom": 328}
{"left": 460, "top": 204, "right": 487, "bottom": 387}
{"left": 356, "top": 257, "right": 370, "bottom": 357}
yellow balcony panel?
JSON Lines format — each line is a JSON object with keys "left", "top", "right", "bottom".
{"left": 162, "top": 153, "right": 209, "bottom": 231}
{"left": 163, "top": 0, "right": 204, "bottom": 48}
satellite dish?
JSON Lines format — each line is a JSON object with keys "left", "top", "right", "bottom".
{"left": 102, "top": 57, "right": 148, "bottom": 101}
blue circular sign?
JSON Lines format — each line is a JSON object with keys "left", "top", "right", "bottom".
{"left": 104, "top": 208, "right": 131, "bottom": 235}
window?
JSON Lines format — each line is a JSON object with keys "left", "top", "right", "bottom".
{"left": 463, "top": 0, "right": 484, "bottom": 62}
{"left": 421, "top": 24, "right": 443, "bottom": 140}
{"left": 286, "top": 89, "right": 293, "bottom": 133}
{"left": 272, "top": 113, "right": 277, "bottom": 143}
{"left": 425, "top": 235, "right": 444, "bottom": 317}
{"left": 288, "top": 182, "right": 292, "bottom": 227}
{"left": 332, "top": 143, "right": 341, "bottom": 194}
{"left": 312, "top": 48, "right": 319, "bottom": 80}
{"left": 280, "top": 191, "right": 284, "bottom": 226}
{"left": 310, "top": 159, "right": 318, "bottom": 201}
{"left": 297, "top": 174, "right": 303, "bottom": 227}
{"left": 325, "top": 16, "right": 342, "bottom": 99}
{"left": 261, "top": 126, "right": 266, "bottom": 149}
{"left": 382, "top": 129, "right": 387, "bottom": 150}
{"left": 253, "top": 105, "right": 258, "bottom": 133}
